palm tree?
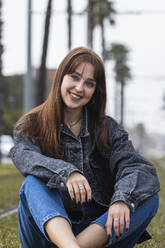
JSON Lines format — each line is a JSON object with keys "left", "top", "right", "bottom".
{"left": 36, "top": 0, "right": 52, "bottom": 105}
{"left": 87, "top": 0, "right": 116, "bottom": 60}
{"left": 106, "top": 43, "right": 131, "bottom": 125}
{"left": 0, "top": 0, "right": 5, "bottom": 162}
{"left": 67, "top": 0, "right": 72, "bottom": 51}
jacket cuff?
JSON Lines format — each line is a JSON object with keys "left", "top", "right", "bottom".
{"left": 110, "top": 191, "right": 136, "bottom": 212}
{"left": 46, "top": 166, "right": 82, "bottom": 189}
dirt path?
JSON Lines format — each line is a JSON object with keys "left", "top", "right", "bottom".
{"left": 0, "top": 206, "right": 18, "bottom": 219}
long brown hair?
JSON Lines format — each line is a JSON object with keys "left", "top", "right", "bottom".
{"left": 17, "top": 47, "right": 108, "bottom": 158}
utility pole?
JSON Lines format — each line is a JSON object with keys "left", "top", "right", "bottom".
{"left": 36, "top": 0, "right": 52, "bottom": 105}
{"left": 87, "top": 0, "right": 93, "bottom": 48}
{"left": 24, "top": 0, "right": 33, "bottom": 113}
{"left": 67, "top": 0, "right": 72, "bottom": 51}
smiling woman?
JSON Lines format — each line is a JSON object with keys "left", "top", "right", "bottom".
{"left": 10, "top": 47, "right": 160, "bottom": 248}
{"left": 61, "top": 62, "right": 96, "bottom": 136}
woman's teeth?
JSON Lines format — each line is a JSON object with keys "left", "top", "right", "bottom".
{"left": 70, "top": 92, "right": 81, "bottom": 99}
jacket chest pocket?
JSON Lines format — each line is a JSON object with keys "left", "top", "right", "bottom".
{"left": 62, "top": 142, "right": 83, "bottom": 166}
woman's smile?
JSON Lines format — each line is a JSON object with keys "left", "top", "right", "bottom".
{"left": 69, "top": 91, "right": 83, "bottom": 101}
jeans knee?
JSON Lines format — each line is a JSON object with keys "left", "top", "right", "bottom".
{"left": 25, "top": 175, "right": 41, "bottom": 185}
{"left": 139, "top": 193, "right": 159, "bottom": 221}
{"left": 150, "top": 193, "right": 159, "bottom": 216}
{"left": 19, "top": 175, "right": 43, "bottom": 199}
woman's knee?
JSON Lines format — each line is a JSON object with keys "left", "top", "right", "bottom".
{"left": 19, "top": 175, "right": 62, "bottom": 211}
{"left": 24, "top": 175, "right": 43, "bottom": 187}
{"left": 141, "top": 193, "right": 159, "bottom": 218}
{"left": 19, "top": 175, "right": 43, "bottom": 198}
{"left": 128, "top": 193, "right": 159, "bottom": 234}
{"left": 21, "top": 175, "right": 55, "bottom": 195}
{"left": 150, "top": 193, "right": 159, "bottom": 216}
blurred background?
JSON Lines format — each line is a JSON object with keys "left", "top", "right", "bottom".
{"left": 0, "top": 0, "right": 165, "bottom": 162}
{"left": 0, "top": 2, "right": 165, "bottom": 246}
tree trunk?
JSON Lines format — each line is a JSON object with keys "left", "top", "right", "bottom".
{"left": 36, "top": 0, "right": 52, "bottom": 105}
{"left": 67, "top": 0, "right": 72, "bottom": 51}
{"left": 120, "top": 80, "right": 124, "bottom": 126}
{"left": 87, "top": 0, "right": 94, "bottom": 48}
{"left": 114, "top": 82, "right": 121, "bottom": 123}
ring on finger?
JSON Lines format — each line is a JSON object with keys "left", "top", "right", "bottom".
{"left": 78, "top": 184, "right": 84, "bottom": 190}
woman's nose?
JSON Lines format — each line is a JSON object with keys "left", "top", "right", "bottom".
{"left": 75, "top": 80, "right": 84, "bottom": 92}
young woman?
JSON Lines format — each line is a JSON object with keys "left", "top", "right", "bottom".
{"left": 10, "top": 47, "right": 160, "bottom": 248}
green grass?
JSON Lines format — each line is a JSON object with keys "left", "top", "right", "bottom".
{"left": 134, "top": 158, "right": 165, "bottom": 248}
{"left": 0, "top": 163, "right": 23, "bottom": 247}
{"left": 0, "top": 164, "right": 23, "bottom": 212}
{"left": 0, "top": 214, "right": 21, "bottom": 248}
{"left": 0, "top": 160, "right": 165, "bottom": 247}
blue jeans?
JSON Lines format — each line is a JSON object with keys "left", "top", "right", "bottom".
{"left": 18, "top": 175, "right": 159, "bottom": 248}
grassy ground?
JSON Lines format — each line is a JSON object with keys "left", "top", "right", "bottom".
{"left": 0, "top": 160, "right": 165, "bottom": 247}
{"left": 134, "top": 157, "right": 165, "bottom": 248}
{"left": 0, "top": 164, "right": 23, "bottom": 212}
{"left": 0, "top": 164, "right": 23, "bottom": 247}
{"left": 0, "top": 214, "right": 21, "bottom": 248}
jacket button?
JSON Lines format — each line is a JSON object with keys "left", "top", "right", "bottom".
{"left": 60, "top": 182, "right": 64, "bottom": 188}
{"left": 131, "top": 203, "right": 135, "bottom": 208}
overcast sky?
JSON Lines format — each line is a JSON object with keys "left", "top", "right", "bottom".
{"left": 2, "top": 0, "right": 165, "bottom": 135}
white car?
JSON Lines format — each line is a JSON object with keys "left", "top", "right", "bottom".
{"left": 0, "top": 135, "right": 14, "bottom": 158}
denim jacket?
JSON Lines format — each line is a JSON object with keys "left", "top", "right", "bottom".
{"left": 10, "top": 108, "right": 160, "bottom": 218}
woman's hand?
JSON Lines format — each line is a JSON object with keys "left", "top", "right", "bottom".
{"left": 106, "top": 201, "right": 130, "bottom": 237}
{"left": 66, "top": 172, "right": 92, "bottom": 204}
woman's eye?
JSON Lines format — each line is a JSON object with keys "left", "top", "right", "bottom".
{"left": 70, "top": 74, "right": 79, "bottom": 81}
{"left": 85, "top": 81, "right": 95, "bottom": 88}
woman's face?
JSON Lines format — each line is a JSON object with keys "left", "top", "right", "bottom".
{"left": 61, "top": 62, "right": 96, "bottom": 112}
